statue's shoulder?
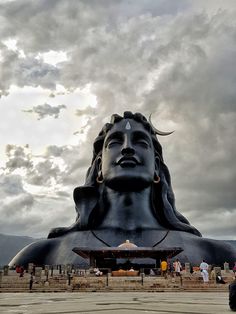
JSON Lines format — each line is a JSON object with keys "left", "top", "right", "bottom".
{"left": 9, "top": 231, "right": 92, "bottom": 267}
{"left": 201, "top": 237, "right": 236, "bottom": 253}
{"left": 168, "top": 231, "right": 236, "bottom": 264}
{"left": 189, "top": 235, "right": 236, "bottom": 263}
{"left": 9, "top": 238, "right": 58, "bottom": 266}
{"left": 178, "top": 231, "right": 234, "bottom": 251}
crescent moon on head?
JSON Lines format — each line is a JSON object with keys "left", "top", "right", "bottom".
{"left": 149, "top": 114, "right": 174, "bottom": 136}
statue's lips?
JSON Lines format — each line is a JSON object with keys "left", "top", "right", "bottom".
{"left": 117, "top": 157, "right": 140, "bottom": 168}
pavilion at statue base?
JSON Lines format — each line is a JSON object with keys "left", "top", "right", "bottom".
{"left": 72, "top": 246, "right": 183, "bottom": 269}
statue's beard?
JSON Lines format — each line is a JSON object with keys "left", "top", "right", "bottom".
{"left": 104, "top": 174, "right": 152, "bottom": 192}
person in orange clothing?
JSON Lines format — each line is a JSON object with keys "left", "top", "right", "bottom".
{"left": 161, "top": 259, "right": 168, "bottom": 278}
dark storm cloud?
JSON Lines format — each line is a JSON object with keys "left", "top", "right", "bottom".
{"left": 73, "top": 108, "right": 95, "bottom": 135}
{"left": 75, "top": 106, "right": 96, "bottom": 117}
{"left": 22, "top": 103, "right": 66, "bottom": 119}
{"left": 43, "top": 144, "right": 90, "bottom": 186}
{"left": 0, "top": 144, "right": 78, "bottom": 236}
{"left": 0, "top": 191, "right": 74, "bottom": 238}
{"left": 0, "top": 173, "right": 36, "bottom": 234}
{"left": 45, "top": 145, "right": 65, "bottom": 157}
{"left": 0, "top": 0, "right": 189, "bottom": 51}
{"left": 3, "top": 143, "right": 89, "bottom": 188}
{"left": 0, "top": 43, "right": 59, "bottom": 96}
{"left": 56, "top": 190, "right": 70, "bottom": 198}
{"left": 1, "top": 193, "right": 34, "bottom": 215}
{"left": 5, "top": 144, "right": 33, "bottom": 171}
{"left": 26, "top": 160, "right": 61, "bottom": 186}
{"left": 0, "top": 0, "right": 189, "bottom": 96}
{"left": 0, "top": 174, "right": 25, "bottom": 195}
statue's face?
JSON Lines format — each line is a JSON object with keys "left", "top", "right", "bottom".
{"left": 101, "top": 119, "right": 156, "bottom": 191}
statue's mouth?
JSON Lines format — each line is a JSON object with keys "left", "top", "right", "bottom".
{"left": 117, "top": 156, "right": 140, "bottom": 168}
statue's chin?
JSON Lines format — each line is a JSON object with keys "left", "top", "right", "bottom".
{"left": 104, "top": 175, "right": 152, "bottom": 192}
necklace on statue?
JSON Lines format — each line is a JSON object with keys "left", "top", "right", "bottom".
{"left": 90, "top": 229, "right": 170, "bottom": 248}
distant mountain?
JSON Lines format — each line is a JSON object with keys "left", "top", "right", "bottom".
{"left": 0, "top": 233, "right": 42, "bottom": 266}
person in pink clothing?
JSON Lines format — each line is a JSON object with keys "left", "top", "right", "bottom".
{"left": 233, "top": 262, "right": 236, "bottom": 274}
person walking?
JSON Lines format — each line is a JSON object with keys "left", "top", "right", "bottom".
{"left": 173, "top": 259, "right": 182, "bottom": 277}
{"left": 167, "top": 260, "right": 174, "bottom": 277}
{"left": 200, "top": 260, "right": 209, "bottom": 283}
{"left": 29, "top": 272, "right": 34, "bottom": 291}
{"left": 160, "top": 259, "right": 168, "bottom": 278}
{"left": 19, "top": 266, "right": 24, "bottom": 277}
{"left": 233, "top": 262, "right": 236, "bottom": 275}
{"left": 229, "top": 275, "right": 236, "bottom": 311}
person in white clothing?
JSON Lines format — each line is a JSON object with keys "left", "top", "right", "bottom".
{"left": 200, "top": 260, "right": 209, "bottom": 283}
{"left": 173, "top": 259, "right": 182, "bottom": 276}
{"left": 94, "top": 268, "right": 103, "bottom": 276}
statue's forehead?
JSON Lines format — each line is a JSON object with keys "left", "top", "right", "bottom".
{"left": 106, "top": 119, "right": 150, "bottom": 136}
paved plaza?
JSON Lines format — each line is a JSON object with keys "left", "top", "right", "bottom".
{"left": 0, "top": 291, "right": 232, "bottom": 314}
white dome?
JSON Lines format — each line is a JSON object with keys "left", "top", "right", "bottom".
{"left": 118, "top": 239, "right": 137, "bottom": 249}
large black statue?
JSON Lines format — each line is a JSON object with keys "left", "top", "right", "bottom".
{"left": 9, "top": 112, "right": 236, "bottom": 267}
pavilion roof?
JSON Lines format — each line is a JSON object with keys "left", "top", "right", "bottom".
{"left": 72, "top": 246, "right": 183, "bottom": 259}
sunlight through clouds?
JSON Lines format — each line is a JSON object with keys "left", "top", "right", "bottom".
{"left": 36, "top": 50, "right": 68, "bottom": 66}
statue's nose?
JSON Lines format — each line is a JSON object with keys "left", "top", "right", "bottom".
{"left": 121, "top": 135, "right": 135, "bottom": 156}
{"left": 121, "top": 146, "right": 135, "bottom": 156}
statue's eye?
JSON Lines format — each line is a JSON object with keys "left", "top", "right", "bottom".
{"left": 132, "top": 132, "right": 151, "bottom": 148}
{"left": 133, "top": 136, "right": 149, "bottom": 148}
{"left": 107, "top": 138, "right": 122, "bottom": 148}
{"left": 134, "top": 138, "right": 149, "bottom": 148}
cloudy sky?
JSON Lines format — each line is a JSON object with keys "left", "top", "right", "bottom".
{"left": 0, "top": 0, "right": 235, "bottom": 240}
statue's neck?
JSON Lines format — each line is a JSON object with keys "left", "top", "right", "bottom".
{"left": 97, "top": 186, "right": 164, "bottom": 231}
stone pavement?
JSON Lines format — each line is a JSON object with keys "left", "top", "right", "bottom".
{"left": 0, "top": 291, "right": 232, "bottom": 314}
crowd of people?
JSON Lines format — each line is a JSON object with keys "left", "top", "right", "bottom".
{"left": 158, "top": 259, "right": 236, "bottom": 285}
{"left": 93, "top": 259, "right": 232, "bottom": 283}
{"left": 11, "top": 260, "right": 236, "bottom": 310}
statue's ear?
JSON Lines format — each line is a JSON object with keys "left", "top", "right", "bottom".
{"left": 96, "top": 156, "right": 102, "bottom": 172}
{"left": 73, "top": 186, "right": 98, "bottom": 229}
{"left": 155, "top": 156, "right": 160, "bottom": 173}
